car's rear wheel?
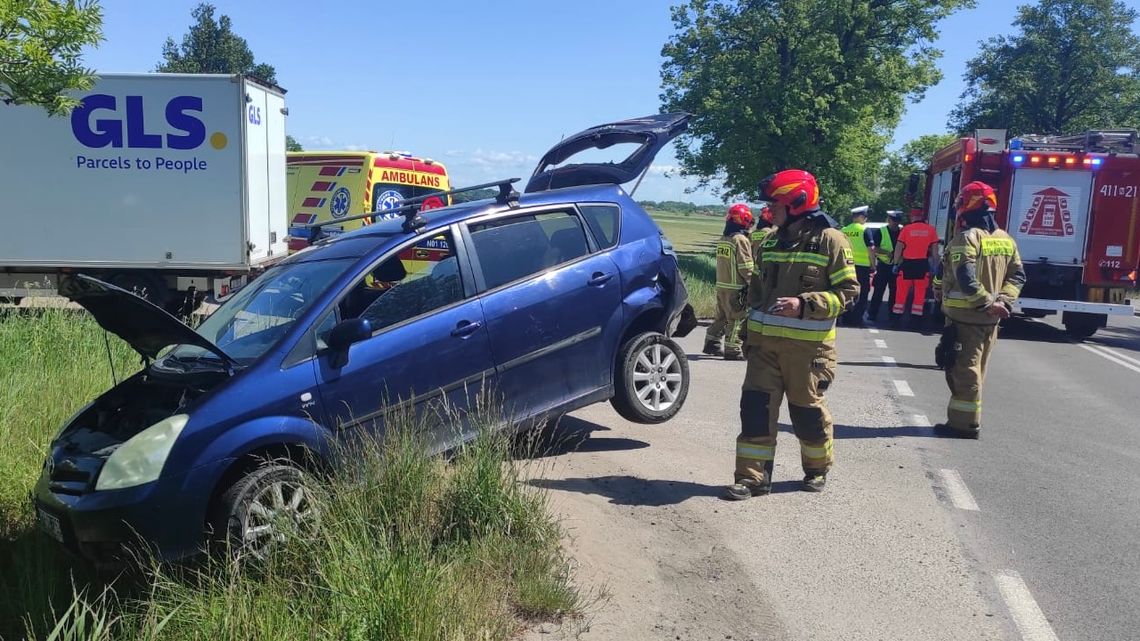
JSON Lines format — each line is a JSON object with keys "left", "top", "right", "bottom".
{"left": 211, "top": 462, "right": 319, "bottom": 560}
{"left": 610, "top": 332, "right": 689, "bottom": 423}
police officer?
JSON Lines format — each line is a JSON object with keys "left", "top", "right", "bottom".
{"left": 703, "top": 203, "right": 755, "bottom": 361}
{"left": 934, "top": 181, "right": 1026, "bottom": 439}
{"left": 840, "top": 206, "right": 873, "bottom": 327}
{"left": 750, "top": 202, "right": 777, "bottom": 256}
{"left": 866, "top": 210, "right": 902, "bottom": 322}
{"left": 725, "top": 170, "right": 859, "bottom": 499}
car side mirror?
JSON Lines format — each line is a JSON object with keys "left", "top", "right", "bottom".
{"left": 326, "top": 317, "right": 372, "bottom": 352}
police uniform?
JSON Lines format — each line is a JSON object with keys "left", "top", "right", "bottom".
{"left": 867, "top": 222, "right": 900, "bottom": 320}
{"left": 735, "top": 213, "right": 859, "bottom": 485}
{"left": 704, "top": 231, "right": 754, "bottom": 358}
{"left": 840, "top": 218, "right": 873, "bottom": 325}
{"left": 935, "top": 226, "right": 1025, "bottom": 435}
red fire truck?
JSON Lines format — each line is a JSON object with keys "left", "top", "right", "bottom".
{"left": 918, "top": 128, "right": 1139, "bottom": 339}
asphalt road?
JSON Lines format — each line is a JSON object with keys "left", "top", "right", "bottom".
{"left": 527, "top": 311, "right": 1140, "bottom": 641}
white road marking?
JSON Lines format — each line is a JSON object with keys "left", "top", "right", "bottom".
{"left": 1081, "top": 344, "right": 1140, "bottom": 375}
{"left": 874, "top": 339, "right": 888, "bottom": 349}
{"left": 881, "top": 355, "right": 898, "bottom": 366}
{"left": 893, "top": 380, "right": 914, "bottom": 396}
{"left": 995, "top": 572, "right": 1061, "bottom": 641}
{"left": 938, "top": 469, "right": 980, "bottom": 511}
{"left": 912, "top": 414, "right": 932, "bottom": 427}
{"left": 868, "top": 328, "right": 880, "bottom": 334}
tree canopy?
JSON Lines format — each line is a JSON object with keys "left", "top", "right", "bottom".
{"left": 872, "top": 133, "right": 957, "bottom": 217}
{"left": 949, "top": 0, "right": 1140, "bottom": 136}
{"left": 0, "top": 0, "right": 103, "bottom": 115}
{"left": 660, "top": 0, "right": 973, "bottom": 216}
{"left": 156, "top": 2, "right": 276, "bottom": 84}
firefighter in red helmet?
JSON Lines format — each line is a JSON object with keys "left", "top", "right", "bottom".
{"left": 750, "top": 202, "right": 777, "bottom": 256}
{"left": 932, "top": 181, "right": 1026, "bottom": 439}
{"left": 703, "top": 203, "right": 756, "bottom": 360}
{"left": 725, "top": 169, "right": 859, "bottom": 499}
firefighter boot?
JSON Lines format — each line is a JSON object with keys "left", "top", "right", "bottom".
{"left": 723, "top": 347, "right": 744, "bottom": 361}
{"left": 803, "top": 473, "right": 827, "bottom": 492}
{"left": 703, "top": 339, "right": 723, "bottom": 356}
{"left": 723, "top": 478, "right": 772, "bottom": 501}
{"left": 934, "top": 423, "right": 981, "bottom": 439}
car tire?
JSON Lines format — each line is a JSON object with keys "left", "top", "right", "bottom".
{"left": 610, "top": 332, "right": 689, "bottom": 424}
{"left": 210, "top": 461, "right": 319, "bottom": 560}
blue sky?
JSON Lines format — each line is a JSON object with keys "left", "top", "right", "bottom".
{"left": 83, "top": 0, "right": 1137, "bottom": 203}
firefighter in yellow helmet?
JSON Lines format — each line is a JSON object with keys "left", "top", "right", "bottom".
{"left": 932, "top": 181, "right": 1026, "bottom": 439}
{"left": 750, "top": 202, "right": 777, "bottom": 255}
{"left": 703, "top": 203, "right": 756, "bottom": 360}
{"left": 725, "top": 169, "right": 859, "bottom": 499}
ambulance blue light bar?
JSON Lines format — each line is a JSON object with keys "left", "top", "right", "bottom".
{"left": 1013, "top": 155, "right": 1025, "bottom": 163}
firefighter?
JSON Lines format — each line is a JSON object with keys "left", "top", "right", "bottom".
{"left": 725, "top": 169, "right": 859, "bottom": 499}
{"left": 750, "top": 202, "right": 777, "bottom": 255}
{"left": 840, "top": 206, "right": 873, "bottom": 327}
{"left": 891, "top": 208, "right": 939, "bottom": 327}
{"left": 933, "top": 181, "right": 1026, "bottom": 439}
{"left": 867, "top": 210, "right": 903, "bottom": 322}
{"left": 703, "top": 203, "right": 756, "bottom": 361}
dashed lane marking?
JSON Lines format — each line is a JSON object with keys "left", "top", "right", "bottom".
{"left": 995, "top": 571, "right": 1061, "bottom": 641}
{"left": 893, "top": 380, "right": 914, "bottom": 396}
{"left": 881, "top": 355, "right": 897, "bottom": 366}
{"left": 938, "top": 468, "right": 980, "bottom": 511}
{"left": 1081, "top": 344, "right": 1140, "bottom": 375}
{"left": 874, "top": 339, "right": 888, "bottom": 349}
{"left": 868, "top": 328, "right": 880, "bottom": 334}
{"left": 912, "top": 414, "right": 932, "bottom": 427}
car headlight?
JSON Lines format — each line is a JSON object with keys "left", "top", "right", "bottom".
{"left": 95, "top": 414, "right": 189, "bottom": 491}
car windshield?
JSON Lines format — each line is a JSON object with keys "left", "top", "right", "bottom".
{"left": 164, "top": 259, "right": 354, "bottom": 365}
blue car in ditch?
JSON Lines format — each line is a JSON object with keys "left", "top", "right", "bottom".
{"left": 34, "top": 113, "right": 698, "bottom": 565}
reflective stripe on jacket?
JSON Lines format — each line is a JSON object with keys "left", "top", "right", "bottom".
{"left": 840, "top": 222, "right": 871, "bottom": 266}
{"left": 715, "top": 232, "right": 754, "bottom": 290}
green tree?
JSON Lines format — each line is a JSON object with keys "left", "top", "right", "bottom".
{"left": 949, "top": 0, "right": 1140, "bottom": 136}
{"left": 157, "top": 2, "right": 276, "bottom": 83}
{"left": 660, "top": 0, "right": 973, "bottom": 218}
{"left": 872, "top": 133, "right": 957, "bottom": 216}
{"left": 0, "top": 0, "right": 103, "bottom": 114}
{"left": 286, "top": 134, "right": 302, "bottom": 151}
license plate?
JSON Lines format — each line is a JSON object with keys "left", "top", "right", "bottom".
{"left": 37, "top": 508, "right": 63, "bottom": 543}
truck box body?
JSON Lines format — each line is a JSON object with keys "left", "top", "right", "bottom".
{"left": 0, "top": 74, "right": 287, "bottom": 273}
{"left": 921, "top": 129, "right": 1138, "bottom": 338}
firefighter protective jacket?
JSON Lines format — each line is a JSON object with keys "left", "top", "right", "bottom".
{"left": 751, "top": 224, "right": 778, "bottom": 257}
{"left": 935, "top": 226, "right": 1027, "bottom": 325}
{"left": 715, "top": 232, "right": 754, "bottom": 291}
{"left": 746, "top": 213, "right": 860, "bottom": 343}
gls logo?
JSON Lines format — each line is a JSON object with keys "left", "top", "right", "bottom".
{"left": 70, "top": 94, "right": 227, "bottom": 150}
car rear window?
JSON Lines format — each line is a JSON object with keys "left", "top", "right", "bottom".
{"left": 469, "top": 211, "right": 590, "bottom": 290}
{"left": 579, "top": 204, "right": 620, "bottom": 249}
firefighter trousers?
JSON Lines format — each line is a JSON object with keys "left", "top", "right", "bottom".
{"left": 945, "top": 321, "right": 998, "bottom": 429}
{"left": 705, "top": 288, "right": 747, "bottom": 352}
{"left": 736, "top": 337, "right": 837, "bottom": 483}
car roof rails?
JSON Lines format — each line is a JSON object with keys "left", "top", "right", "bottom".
{"left": 1013, "top": 129, "right": 1137, "bottom": 154}
{"left": 302, "top": 178, "right": 521, "bottom": 237}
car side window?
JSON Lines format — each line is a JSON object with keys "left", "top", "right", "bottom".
{"left": 469, "top": 211, "right": 589, "bottom": 290}
{"left": 334, "top": 231, "right": 464, "bottom": 335}
{"left": 579, "top": 204, "right": 620, "bottom": 249}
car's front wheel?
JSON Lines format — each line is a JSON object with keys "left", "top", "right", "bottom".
{"left": 211, "top": 462, "right": 319, "bottom": 560}
{"left": 610, "top": 332, "right": 689, "bottom": 423}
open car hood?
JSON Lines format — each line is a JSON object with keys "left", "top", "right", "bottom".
{"left": 525, "top": 112, "right": 691, "bottom": 193}
{"left": 59, "top": 274, "right": 236, "bottom": 365}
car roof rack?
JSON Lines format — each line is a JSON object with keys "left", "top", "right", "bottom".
{"left": 1013, "top": 129, "right": 1137, "bottom": 154}
{"left": 303, "top": 178, "right": 521, "bottom": 235}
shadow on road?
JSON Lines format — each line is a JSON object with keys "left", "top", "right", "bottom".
{"left": 529, "top": 475, "right": 722, "bottom": 506}
{"left": 833, "top": 424, "right": 938, "bottom": 439}
{"left": 519, "top": 416, "right": 650, "bottom": 460}
{"left": 839, "top": 360, "right": 941, "bottom": 371}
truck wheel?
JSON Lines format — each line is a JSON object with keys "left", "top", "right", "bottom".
{"left": 210, "top": 462, "right": 319, "bottom": 560}
{"left": 1064, "top": 322, "right": 1098, "bottom": 340}
{"left": 0, "top": 297, "right": 22, "bottom": 306}
{"left": 109, "top": 272, "right": 169, "bottom": 309}
{"left": 610, "top": 332, "right": 689, "bottom": 424}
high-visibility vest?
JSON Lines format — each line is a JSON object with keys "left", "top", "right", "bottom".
{"left": 840, "top": 222, "right": 871, "bottom": 267}
{"left": 874, "top": 226, "right": 895, "bottom": 265}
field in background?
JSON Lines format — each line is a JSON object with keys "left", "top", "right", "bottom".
{"left": 0, "top": 309, "right": 580, "bottom": 641}
{"left": 644, "top": 207, "right": 723, "bottom": 319}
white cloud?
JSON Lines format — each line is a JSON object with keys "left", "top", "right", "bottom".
{"left": 302, "top": 135, "right": 335, "bottom": 147}
{"left": 647, "top": 164, "right": 679, "bottom": 176}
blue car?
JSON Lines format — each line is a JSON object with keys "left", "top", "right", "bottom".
{"left": 34, "top": 113, "right": 697, "bottom": 564}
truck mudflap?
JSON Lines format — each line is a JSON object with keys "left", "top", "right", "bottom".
{"left": 1012, "top": 297, "right": 1134, "bottom": 316}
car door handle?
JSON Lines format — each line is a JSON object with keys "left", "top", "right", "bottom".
{"left": 451, "top": 320, "right": 482, "bottom": 337}
{"left": 588, "top": 272, "right": 614, "bottom": 286}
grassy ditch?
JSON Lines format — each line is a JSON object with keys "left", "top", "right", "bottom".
{"left": 0, "top": 309, "right": 581, "bottom": 641}
{"left": 649, "top": 211, "right": 723, "bottom": 319}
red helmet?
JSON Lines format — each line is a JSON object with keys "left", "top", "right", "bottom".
{"left": 727, "top": 203, "right": 754, "bottom": 228}
{"left": 758, "top": 202, "right": 773, "bottom": 224}
{"left": 759, "top": 169, "right": 820, "bottom": 216}
{"left": 955, "top": 181, "right": 997, "bottom": 215}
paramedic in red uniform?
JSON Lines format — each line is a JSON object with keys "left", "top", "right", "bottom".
{"left": 892, "top": 208, "right": 939, "bottom": 327}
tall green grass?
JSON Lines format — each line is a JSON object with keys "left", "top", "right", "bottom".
{"left": 678, "top": 253, "right": 717, "bottom": 318}
{"left": 0, "top": 309, "right": 581, "bottom": 641}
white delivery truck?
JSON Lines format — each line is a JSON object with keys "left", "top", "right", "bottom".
{"left": 0, "top": 73, "right": 288, "bottom": 314}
